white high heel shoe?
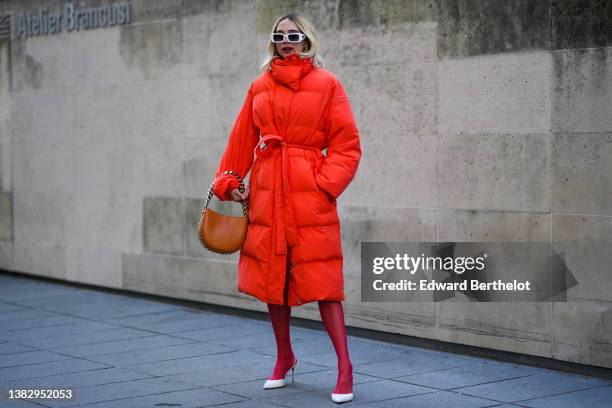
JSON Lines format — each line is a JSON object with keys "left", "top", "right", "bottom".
{"left": 331, "top": 365, "right": 354, "bottom": 403}
{"left": 262, "top": 357, "right": 298, "bottom": 389}
{"left": 331, "top": 392, "right": 353, "bottom": 403}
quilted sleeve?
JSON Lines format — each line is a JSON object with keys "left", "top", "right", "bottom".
{"left": 213, "top": 84, "right": 260, "bottom": 201}
{"left": 315, "top": 78, "right": 362, "bottom": 199}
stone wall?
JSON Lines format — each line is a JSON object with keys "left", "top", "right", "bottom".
{"left": 0, "top": 0, "right": 610, "bottom": 369}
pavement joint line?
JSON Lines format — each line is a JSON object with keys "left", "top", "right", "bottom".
{"left": 440, "top": 372, "right": 543, "bottom": 391}
{"left": 48, "top": 342, "right": 211, "bottom": 360}
{"left": 252, "top": 383, "right": 439, "bottom": 404}
{"left": 20, "top": 331, "right": 163, "bottom": 349}
{"left": 508, "top": 383, "right": 612, "bottom": 405}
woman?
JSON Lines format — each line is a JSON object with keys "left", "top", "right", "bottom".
{"left": 212, "top": 13, "right": 361, "bottom": 404}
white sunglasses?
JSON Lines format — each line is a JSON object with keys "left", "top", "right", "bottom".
{"left": 270, "top": 32, "right": 306, "bottom": 43}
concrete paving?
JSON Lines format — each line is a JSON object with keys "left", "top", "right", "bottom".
{"left": 0, "top": 273, "right": 611, "bottom": 408}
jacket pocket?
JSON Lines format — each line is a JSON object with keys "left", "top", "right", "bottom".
{"left": 314, "top": 178, "right": 336, "bottom": 217}
{"left": 312, "top": 156, "right": 336, "bottom": 204}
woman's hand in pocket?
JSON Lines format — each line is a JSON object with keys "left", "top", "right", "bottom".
{"left": 314, "top": 175, "right": 334, "bottom": 203}
{"left": 230, "top": 186, "right": 250, "bottom": 203}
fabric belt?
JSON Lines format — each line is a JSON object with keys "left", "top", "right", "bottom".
{"left": 255, "top": 134, "right": 321, "bottom": 255}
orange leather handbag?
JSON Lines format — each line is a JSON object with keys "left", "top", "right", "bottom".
{"left": 197, "top": 170, "right": 249, "bottom": 254}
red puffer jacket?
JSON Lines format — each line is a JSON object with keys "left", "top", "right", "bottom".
{"left": 213, "top": 53, "right": 361, "bottom": 306}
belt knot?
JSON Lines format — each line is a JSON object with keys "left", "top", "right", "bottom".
{"left": 256, "top": 134, "right": 284, "bottom": 159}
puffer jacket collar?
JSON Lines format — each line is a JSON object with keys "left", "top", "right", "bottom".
{"left": 270, "top": 53, "right": 314, "bottom": 91}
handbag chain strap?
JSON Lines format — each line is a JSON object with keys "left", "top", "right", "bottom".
{"left": 204, "top": 170, "right": 249, "bottom": 216}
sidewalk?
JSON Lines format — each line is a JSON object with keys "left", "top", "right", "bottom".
{"left": 0, "top": 272, "right": 611, "bottom": 408}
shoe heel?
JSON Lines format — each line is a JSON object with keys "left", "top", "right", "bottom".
{"left": 291, "top": 358, "right": 297, "bottom": 383}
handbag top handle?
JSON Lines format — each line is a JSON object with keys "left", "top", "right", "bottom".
{"left": 204, "top": 170, "right": 249, "bottom": 217}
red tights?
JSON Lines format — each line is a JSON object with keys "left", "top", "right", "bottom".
{"left": 266, "top": 301, "right": 353, "bottom": 394}
{"left": 266, "top": 303, "right": 295, "bottom": 380}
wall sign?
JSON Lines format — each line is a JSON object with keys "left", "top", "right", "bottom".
{"left": 15, "top": 1, "right": 131, "bottom": 39}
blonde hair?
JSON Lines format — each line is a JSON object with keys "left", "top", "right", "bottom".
{"left": 259, "top": 13, "right": 324, "bottom": 73}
